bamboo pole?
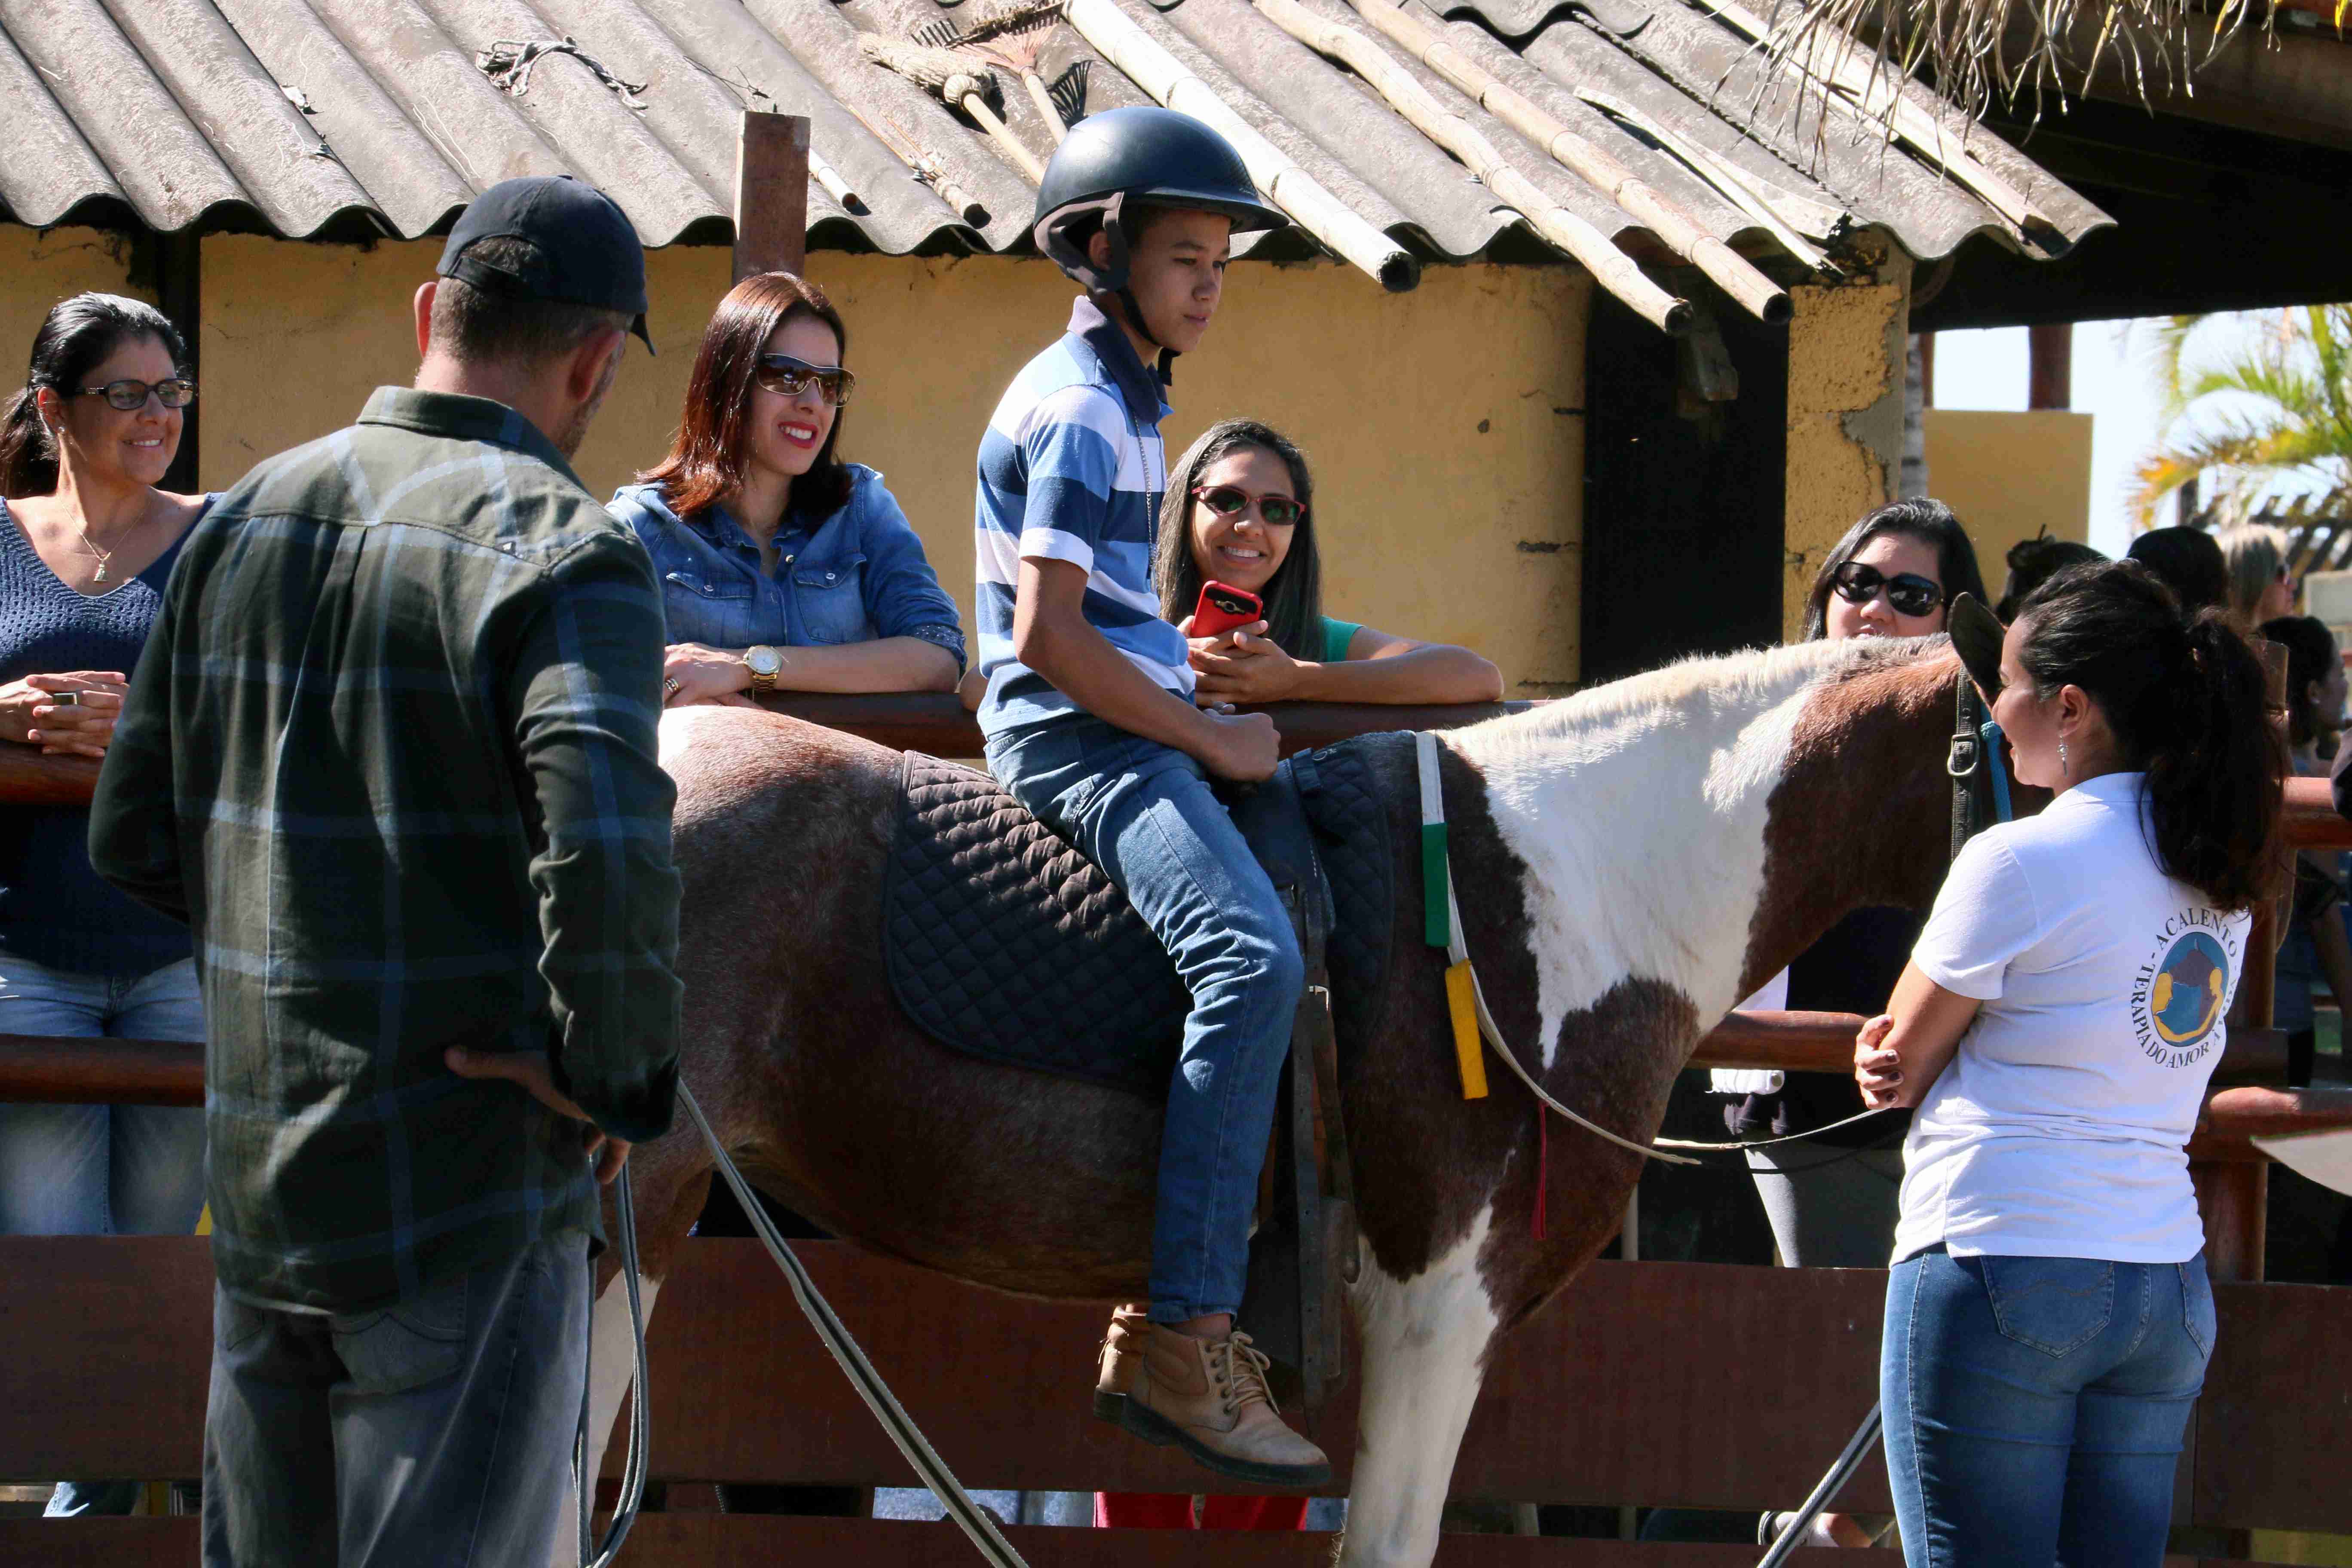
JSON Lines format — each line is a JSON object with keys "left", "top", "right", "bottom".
{"left": 1060, "top": 0, "right": 1422, "bottom": 291}
{"left": 855, "top": 99, "right": 992, "bottom": 225}
{"left": 858, "top": 35, "right": 1048, "bottom": 183}
{"left": 1685, "top": 0, "right": 2052, "bottom": 236}
{"left": 1339, "top": 0, "right": 1790, "bottom": 322}
{"left": 1252, "top": 0, "right": 1689, "bottom": 333}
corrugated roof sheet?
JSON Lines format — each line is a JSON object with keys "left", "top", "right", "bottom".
{"left": 0, "top": 0, "right": 2105, "bottom": 308}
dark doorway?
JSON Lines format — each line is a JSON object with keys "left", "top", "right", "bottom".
{"left": 1580, "top": 292, "right": 1789, "bottom": 686}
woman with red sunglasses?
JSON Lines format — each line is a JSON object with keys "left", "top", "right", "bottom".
{"left": 1150, "top": 418, "right": 1500, "bottom": 711}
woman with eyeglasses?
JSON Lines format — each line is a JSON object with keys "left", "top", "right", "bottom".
{"left": 1152, "top": 418, "right": 1501, "bottom": 710}
{"left": 610, "top": 272, "right": 964, "bottom": 707}
{"left": 1723, "top": 497, "right": 1986, "bottom": 1550}
{"left": 0, "top": 292, "right": 212, "bottom": 1516}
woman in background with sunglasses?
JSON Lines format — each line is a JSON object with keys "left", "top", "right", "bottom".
{"left": 1150, "top": 418, "right": 1501, "bottom": 712}
{"left": 0, "top": 292, "right": 213, "bottom": 1516}
{"left": 612, "top": 271, "right": 965, "bottom": 707}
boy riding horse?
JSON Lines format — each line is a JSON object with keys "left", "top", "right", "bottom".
{"left": 971, "top": 108, "right": 1329, "bottom": 1486}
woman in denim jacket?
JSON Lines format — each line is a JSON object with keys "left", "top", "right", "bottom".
{"left": 612, "top": 273, "right": 963, "bottom": 704}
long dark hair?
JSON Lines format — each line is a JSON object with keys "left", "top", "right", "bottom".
{"left": 1802, "top": 497, "right": 1988, "bottom": 641}
{"left": 2261, "top": 613, "right": 2340, "bottom": 750}
{"left": 2016, "top": 560, "right": 2283, "bottom": 911}
{"left": 638, "top": 271, "right": 853, "bottom": 523}
{"left": 1153, "top": 420, "right": 1322, "bottom": 658}
{"left": 1, "top": 292, "right": 187, "bottom": 499}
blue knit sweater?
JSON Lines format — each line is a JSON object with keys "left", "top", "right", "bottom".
{"left": 0, "top": 496, "right": 207, "bottom": 976}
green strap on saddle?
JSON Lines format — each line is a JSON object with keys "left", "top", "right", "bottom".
{"left": 1417, "top": 732, "right": 1449, "bottom": 949}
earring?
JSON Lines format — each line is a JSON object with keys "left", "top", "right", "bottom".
{"left": 2059, "top": 738, "right": 2069, "bottom": 776}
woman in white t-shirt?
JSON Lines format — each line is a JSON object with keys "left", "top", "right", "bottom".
{"left": 1853, "top": 560, "right": 2284, "bottom": 1568}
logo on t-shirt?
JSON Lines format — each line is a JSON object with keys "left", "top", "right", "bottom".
{"left": 2130, "top": 912, "right": 2240, "bottom": 1068}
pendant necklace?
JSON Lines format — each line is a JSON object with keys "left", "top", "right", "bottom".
{"left": 77, "top": 524, "right": 115, "bottom": 583}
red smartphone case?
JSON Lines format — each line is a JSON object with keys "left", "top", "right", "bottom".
{"left": 1192, "top": 580, "right": 1264, "bottom": 637}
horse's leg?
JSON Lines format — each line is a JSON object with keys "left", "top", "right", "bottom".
{"left": 1336, "top": 1205, "right": 1504, "bottom": 1568}
{"left": 548, "top": 1146, "right": 711, "bottom": 1568}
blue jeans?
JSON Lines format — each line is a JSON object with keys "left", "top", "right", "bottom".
{"left": 202, "top": 1230, "right": 591, "bottom": 1566}
{"left": 0, "top": 952, "right": 208, "bottom": 1519}
{"left": 1882, "top": 1247, "right": 2215, "bottom": 1568}
{"left": 988, "top": 717, "right": 1304, "bottom": 1323}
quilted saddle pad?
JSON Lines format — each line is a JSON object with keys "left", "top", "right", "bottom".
{"left": 881, "top": 738, "right": 1396, "bottom": 1098}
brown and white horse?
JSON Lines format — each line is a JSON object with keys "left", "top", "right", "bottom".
{"left": 567, "top": 633, "right": 1965, "bottom": 1566}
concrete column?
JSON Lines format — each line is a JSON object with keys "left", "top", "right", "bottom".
{"left": 1781, "top": 237, "right": 1912, "bottom": 640}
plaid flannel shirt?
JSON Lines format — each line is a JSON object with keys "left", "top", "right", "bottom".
{"left": 90, "top": 387, "right": 681, "bottom": 1313}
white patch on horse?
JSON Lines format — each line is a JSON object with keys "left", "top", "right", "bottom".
{"left": 1449, "top": 639, "right": 1878, "bottom": 1066}
{"left": 657, "top": 704, "right": 732, "bottom": 778}
{"left": 550, "top": 1270, "right": 663, "bottom": 1568}
{"left": 1341, "top": 1204, "right": 1502, "bottom": 1568}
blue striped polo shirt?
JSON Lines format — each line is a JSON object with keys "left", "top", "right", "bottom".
{"left": 974, "top": 296, "right": 1191, "bottom": 741}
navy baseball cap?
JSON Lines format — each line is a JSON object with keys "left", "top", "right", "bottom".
{"left": 437, "top": 175, "right": 654, "bottom": 353}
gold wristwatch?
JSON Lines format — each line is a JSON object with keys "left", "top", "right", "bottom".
{"left": 743, "top": 645, "right": 784, "bottom": 691}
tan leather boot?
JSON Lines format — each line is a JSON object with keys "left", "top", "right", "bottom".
{"left": 1093, "top": 1305, "right": 1332, "bottom": 1486}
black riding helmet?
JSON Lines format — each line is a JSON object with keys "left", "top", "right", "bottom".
{"left": 1032, "top": 107, "right": 1285, "bottom": 305}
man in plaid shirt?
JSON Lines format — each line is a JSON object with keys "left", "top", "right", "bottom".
{"left": 90, "top": 176, "right": 680, "bottom": 1564}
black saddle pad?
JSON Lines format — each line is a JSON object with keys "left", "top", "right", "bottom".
{"left": 882, "top": 738, "right": 1396, "bottom": 1097}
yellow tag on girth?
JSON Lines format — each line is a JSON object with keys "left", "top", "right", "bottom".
{"left": 1445, "top": 961, "right": 1488, "bottom": 1099}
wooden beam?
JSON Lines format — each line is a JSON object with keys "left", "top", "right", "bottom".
{"left": 3, "top": 1238, "right": 2347, "bottom": 1536}
{"left": 733, "top": 112, "right": 811, "bottom": 284}
{"left": 0, "top": 1516, "right": 2263, "bottom": 1565}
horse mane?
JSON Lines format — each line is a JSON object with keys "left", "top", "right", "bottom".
{"left": 1459, "top": 634, "right": 1948, "bottom": 753}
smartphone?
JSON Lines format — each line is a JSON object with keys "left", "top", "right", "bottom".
{"left": 1191, "top": 580, "right": 1264, "bottom": 638}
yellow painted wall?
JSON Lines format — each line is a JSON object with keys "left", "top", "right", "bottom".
{"left": 1782, "top": 242, "right": 1910, "bottom": 641}
{"left": 161, "top": 234, "right": 1582, "bottom": 692}
{"left": 1921, "top": 410, "right": 2093, "bottom": 581}
{"left": 0, "top": 227, "right": 147, "bottom": 373}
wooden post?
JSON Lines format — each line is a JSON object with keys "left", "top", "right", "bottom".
{"left": 733, "top": 112, "right": 811, "bottom": 285}
{"left": 2026, "top": 321, "right": 2070, "bottom": 411}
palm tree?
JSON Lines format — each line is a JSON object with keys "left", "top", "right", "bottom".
{"left": 2130, "top": 305, "right": 2352, "bottom": 528}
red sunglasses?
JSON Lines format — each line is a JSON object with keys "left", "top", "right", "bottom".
{"left": 1191, "top": 484, "right": 1305, "bottom": 529}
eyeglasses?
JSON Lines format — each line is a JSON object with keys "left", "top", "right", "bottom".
{"left": 77, "top": 377, "right": 197, "bottom": 411}
{"left": 1191, "top": 484, "right": 1305, "bottom": 529}
{"left": 1831, "top": 560, "right": 1943, "bottom": 619}
{"left": 752, "top": 354, "right": 855, "bottom": 407}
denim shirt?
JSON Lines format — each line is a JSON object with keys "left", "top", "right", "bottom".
{"left": 610, "top": 466, "right": 965, "bottom": 671}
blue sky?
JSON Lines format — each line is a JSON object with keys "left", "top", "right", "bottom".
{"left": 1932, "top": 320, "right": 2165, "bottom": 558}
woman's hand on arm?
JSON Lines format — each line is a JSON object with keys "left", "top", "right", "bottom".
{"left": 1188, "top": 624, "right": 1307, "bottom": 706}
{"left": 0, "top": 672, "right": 129, "bottom": 755}
{"left": 661, "top": 643, "right": 757, "bottom": 708}
{"left": 1853, "top": 961, "right": 1981, "bottom": 1110}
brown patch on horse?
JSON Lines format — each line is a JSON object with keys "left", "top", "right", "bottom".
{"left": 1338, "top": 736, "right": 1692, "bottom": 1334}
{"left": 1736, "top": 649, "right": 1964, "bottom": 1001}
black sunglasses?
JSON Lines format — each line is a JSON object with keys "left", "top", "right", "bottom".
{"left": 752, "top": 354, "right": 855, "bottom": 407}
{"left": 78, "top": 377, "right": 197, "bottom": 412}
{"left": 1831, "top": 560, "right": 1944, "bottom": 619}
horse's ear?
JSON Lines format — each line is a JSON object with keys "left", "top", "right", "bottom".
{"left": 1948, "top": 593, "right": 2007, "bottom": 702}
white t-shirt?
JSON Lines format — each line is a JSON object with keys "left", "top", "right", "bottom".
{"left": 1895, "top": 772, "right": 2248, "bottom": 1264}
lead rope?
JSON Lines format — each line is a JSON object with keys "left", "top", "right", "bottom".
{"left": 676, "top": 1084, "right": 1031, "bottom": 1568}
{"left": 576, "top": 1164, "right": 650, "bottom": 1568}
{"left": 1415, "top": 730, "right": 1898, "bottom": 1170}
